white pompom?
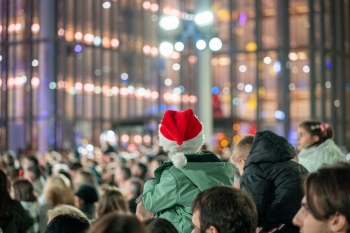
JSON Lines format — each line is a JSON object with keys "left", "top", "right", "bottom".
{"left": 171, "top": 153, "right": 187, "bottom": 168}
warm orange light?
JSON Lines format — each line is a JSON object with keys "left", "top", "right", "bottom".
{"left": 233, "top": 135, "right": 241, "bottom": 143}
{"left": 233, "top": 124, "right": 240, "bottom": 131}
{"left": 221, "top": 140, "right": 229, "bottom": 147}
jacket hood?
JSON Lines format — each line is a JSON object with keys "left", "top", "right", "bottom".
{"left": 245, "top": 130, "right": 295, "bottom": 168}
{"left": 155, "top": 151, "right": 235, "bottom": 190}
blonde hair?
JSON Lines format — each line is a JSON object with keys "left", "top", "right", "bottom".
{"left": 47, "top": 204, "right": 87, "bottom": 223}
{"left": 231, "top": 135, "right": 254, "bottom": 162}
{"left": 97, "top": 186, "right": 129, "bottom": 218}
{"left": 44, "top": 175, "right": 75, "bottom": 207}
{"left": 74, "top": 169, "right": 100, "bottom": 193}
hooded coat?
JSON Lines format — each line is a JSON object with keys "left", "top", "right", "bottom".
{"left": 240, "top": 131, "right": 308, "bottom": 230}
{"left": 298, "top": 138, "right": 345, "bottom": 172}
{"left": 142, "top": 151, "right": 235, "bottom": 233}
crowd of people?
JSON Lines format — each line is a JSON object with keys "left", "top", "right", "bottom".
{"left": 0, "top": 108, "right": 349, "bottom": 233}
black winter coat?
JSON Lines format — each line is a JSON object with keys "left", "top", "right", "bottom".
{"left": 240, "top": 130, "right": 308, "bottom": 228}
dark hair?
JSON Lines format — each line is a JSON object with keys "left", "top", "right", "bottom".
{"left": 0, "top": 170, "right": 12, "bottom": 217}
{"left": 120, "top": 166, "right": 132, "bottom": 180}
{"left": 304, "top": 163, "right": 350, "bottom": 230}
{"left": 12, "top": 179, "right": 37, "bottom": 202}
{"left": 137, "top": 163, "right": 148, "bottom": 180}
{"left": 45, "top": 214, "right": 90, "bottom": 233}
{"left": 192, "top": 186, "right": 257, "bottom": 233}
{"left": 97, "top": 187, "right": 129, "bottom": 217}
{"left": 299, "top": 121, "right": 333, "bottom": 147}
{"left": 88, "top": 212, "right": 149, "bottom": 233}
{"left": 70, "top": 162, "right": 83, "bottom": 171}
{"left": 26, "top": 156, "right": 39, "bottom": 167}
{"left": 144, "top": 218, "right": 178, "bottom": 233}
{"left": 26, "top": 165, "right": 41, "bottom": 179}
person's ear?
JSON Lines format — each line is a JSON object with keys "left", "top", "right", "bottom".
{"left": 329, "top": 212, "right": 348, "bottom": 232}
{"left": 239, "top": 158, "right": 246, "bottom": 164}
{"left": 206, "top": 226, "right": 219, "bottom": 233}
{"left": 312, "top": 135, "right": 320, "bottom": 143}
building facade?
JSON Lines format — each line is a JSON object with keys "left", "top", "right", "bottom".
{"left": 0, "top": 0, "right": 349, "bottom": 153}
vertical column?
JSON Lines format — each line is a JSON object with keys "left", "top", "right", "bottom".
{"left": 278, "top": 0, "right": 290, "bottom": 137}
{"left": 37, "top": 0, "right": 56, "bottom": 152}
{"left": 308, "top": 0, "right": 316, "bottom": 119}
{"left": 255, "top": 0, "right": 262, "bottom": 131}
{"left": 195, "top": 0, "right": 213, "bottom": 149}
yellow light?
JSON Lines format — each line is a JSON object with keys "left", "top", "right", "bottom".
{"left": 233, "top": 124, "right": 240, "bottom": 131}
{"left": 259, "top": 87, "right": 266, "bottom": 97}
{"left": 233, "top": 135, "right": 241, "bottom": 143}
{"left": 245, "top": 42, "right": 257, "bottom": 52}
{"left": 221, "top": 140, "right": 229, "bottom": 147}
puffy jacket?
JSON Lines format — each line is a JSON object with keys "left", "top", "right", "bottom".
{"left": 143, "top": 151, "right": 235, "bottom": 233}
{"left": 240, "top": 131, "right": 308, "bottom": 229}
{"left": 298, "top": 139, "right": 345, "bottom": 172}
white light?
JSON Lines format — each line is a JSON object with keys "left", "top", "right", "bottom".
{"left": 334, "top": 100, "right": 340, "bottom": 107}
{"left": 289, "top": 52, "right": 298, "bottom": 61}
{"left": 94, "top": 86, "right": 102, "bottom": 94}
{"left": 121, "top": 73, "right": 128, "bottom": 80}
{"left": 143, "top": 1, "right": 151, "bottom": 9}
{"left": 75, "top": 32, "right": 83, "bottom": 40}
{"left": 75, "top": 82, "right": 83, "bottom": 90}
{"left": 263, "top": 57, "right": 271, "bottom": 64}
{"left": 172, "top": 63, "right": 180, "bottom": 71}
{"left": 289, "top": 83, "right": 296, "bottom": 91}
{"left": 84, "top": 33, "right": 94, "bottom": 42}
{"left": 174, "top": 42, "right": 184, "bottom": 52}
{"left": 84, "top": 83, "right": 94, "bottom": 92}
{"left": 303, "top": 65, "right": 310, "bottom": 73}
{"left": 151, "top": 3, "right": 159, "bottom": 12}
{"left": 87, "top": 144, "right": 94, "bottom": 151}
{"left": 239, "top": 65, "right": 247, "bottom": 72}
{"left": 111, "top": 39, "right": 119, "bottom": 48}
{"left": 237, "top": 83, "right": 245, "bottom": 90}
{"left": 159, "top": 42, "right": 174, "bottom": 56}
{"left": 32, "top": 59, "right": 39, "bottom": 67}
{"left": 31, "top": 23, "right": 40, "bottom": 33}
{"left": 196, "top": 40, "right": 206, "bottom": 50}
{"left": 274, "top": 110, "right": 285, "bottom": 120}
{"left": 209, "top": 37, "right": 222, "bottom": 51}
{"left": 159, "top": 16, "right": 179, "bottom": 30}
{"left": 223, "top": 87, "right": 230, "bottom": 94}
{"left": 93, "top": 36, "right": 102, "bottom": 46}
{"left": 325, "top": 81, "right": 331, "bottom": 89}
{"left": 151, "top": 91, "right": 159, "bottom": 99}
{"left": 121, "top": 134, "right": 129, "bottom": 143}
{"left": 244, "top": 84, "right": 253, "bottom": 92}
{"left": 127, "top": 85, "right": 135, "bottom": 94}
{"left": 102, "top": 2, "right": 111, "bottom": 9}
{"left": 49, "top": 82, "right": 56, "bottom": 89}
{"left": 195, "top": 11, "right": 214, "bottom": 26}
{"left": 173, "top": 87, "right": 181, "bottom": 94}
{"left": 134, "top": 135, "right": 142, "bottom": 144}
{"left": 164, "top": 78, "right": 172, "bottom": 86}
{"left": 0, "top": 55, "right": 2, "bottom": 61}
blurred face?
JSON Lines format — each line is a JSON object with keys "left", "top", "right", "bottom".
{"left": 297, "top": 127, "right": 319, "bottom": 151}
{"left": 192, "top": 209, "right": 202, "bottom": 233}
{"left": 231, "top": 148, "right": 247, "bottom": 176}
{"left": 293, "top": 197, "right": 330, "bottom": 233}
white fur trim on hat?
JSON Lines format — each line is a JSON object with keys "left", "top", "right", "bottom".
{"left": 171, "top": 152, "right": 187, "bottom": 168}
{"left": 159, "top": 126, "right": 205, "bottom": 155}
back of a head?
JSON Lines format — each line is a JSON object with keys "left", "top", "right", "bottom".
{"left": 299, "top": 121, "right": 333, "bottom": 147}
{"left": 144, "top": 218, "right": 178, "bottom": 233}
{"left": 0, "top": 170, "right": 11, "bottom": 217}
{"left": 231, "top": 135, "right": 254, "bottom": 162}
{"left": 97, "top": 187, "right": 129, "bottom": 217}
{"left": 45, "top": 214, "right": 90, "bottom": 233}
{"left": 88, "top": 212, "right": 149, "bottom": 233}
{"left": 48, "top": 204, "right": 87, "bottom": 223}
{"left": 304, "top": 163, "right": 350, "bottom": 224}
{"left": 12, "top": 179, "right": 37, "bottom": 202}
{"left": 192, "top": 185, "right": 257, "bottom": 233}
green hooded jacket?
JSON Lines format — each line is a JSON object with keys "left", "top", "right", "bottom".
{"left": 142, "top": 151, "right": 235, "bottom": 233}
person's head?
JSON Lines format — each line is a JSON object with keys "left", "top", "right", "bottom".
{"left": 192, "top": 186, "right": 258, "bottom": 233}
{"left": 114, "top": 166, "right": 131, "bottom": 187}
{"left": 87, "top": 212, "right": 149, "bottom": 233}
{"left": 135, "top": 194, "right": 154, "bottom": 221}
{"left": 293, "top": 163, "right": 350, "bottom": 233}
{"left": 45, "top": 214, "right": 90, "bottom": 233}
{"left": 11, "top": 179, "right": 36, "bottom": 202}
{"left": 44, "top": 175, "right": 75, "bottom": 207}
{"left": 158, "top": 109, "right": 205, "bottom": 167}
{"left": 74, "top": 184, "right": 99, "bottom": 207}
{"left": 230, "top": 135, "right": 254, "bottom": 175}
{"left": 23, "top": 165, "right": 41, "bottom": 181}
{"left": 47, "top": 204, "right": 87, "bottom": 223}
{"left": 21, "top": 155, "right": 39, "bottom": 171}
{"left": 144, "top": 218, "right": 178, "bottom": 233}
{"left": 122, "top": 177, "right": 144, "bottom": 200}
{"left": 297, "top": 121, "right": 333, "bottom": 151}
{"left": 97, "top": 186, "right": 129, "bottom": 218}
{"left": 74, "top": 169, "right": 98, "bottom": 191}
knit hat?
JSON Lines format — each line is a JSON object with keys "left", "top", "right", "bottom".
{"left": 75, "top": 184, "right": 99, "bottom": 204}
{"left": 159, "top": 108, "right": 205, "bottom": 168}
{"left": 45, "top": 214, "right": 90, "bottom": 233}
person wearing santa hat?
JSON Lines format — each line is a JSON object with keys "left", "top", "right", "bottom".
{"left": 142, "top": 108, "right": 236, "bottom": 233}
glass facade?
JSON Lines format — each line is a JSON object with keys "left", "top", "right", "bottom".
{"left": 0, "top": 0, "right": 349, "bottom": 153}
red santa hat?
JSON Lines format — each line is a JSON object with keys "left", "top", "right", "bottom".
{"left": 159, "top": 108, "right": 205, "bottom": 168}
